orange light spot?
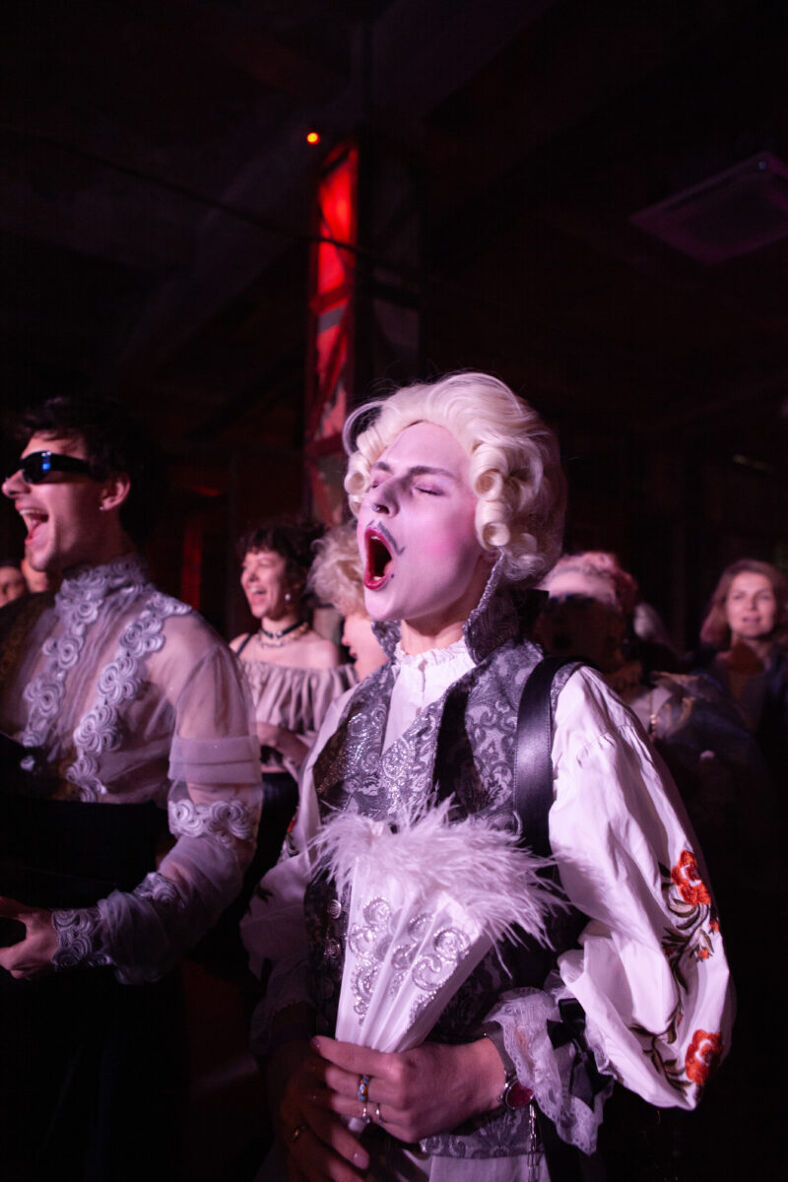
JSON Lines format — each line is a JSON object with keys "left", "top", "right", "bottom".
{"left": 306, "top": 131, "right": 321, "bottom": 145}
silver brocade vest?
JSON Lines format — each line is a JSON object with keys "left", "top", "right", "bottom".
{"left": 305, "top": 575, "right": 584, "bottom": 1159}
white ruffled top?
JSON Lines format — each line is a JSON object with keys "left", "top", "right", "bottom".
{"left": 243, "top": 640, "right": 733, "bottom": 1171}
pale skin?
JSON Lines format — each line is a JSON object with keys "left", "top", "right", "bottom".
{"left": 231, "top": 547, "right": 342, "bottom": 769}
{"left": 0, "top": 431, "right": 134, "bottom": 978}
{"left": 0, "top": 563, "right": 27, "bottom": 606}
{"left": 274, "top": 424, "right": 506, "bottom": 1180}
{"left": 340, "top": 611, "right": 386, "bottom": 680}
{"left": 723, "top": 570, "right": 778, "bottom": 671}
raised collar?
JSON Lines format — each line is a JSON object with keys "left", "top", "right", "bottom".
{"left": 56, "top": 553, "right": 152, "bottom": 611}
{"left": 372, "top": 558, "right": 547, "bottom": 665}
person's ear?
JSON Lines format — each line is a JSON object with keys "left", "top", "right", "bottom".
{"left": 99, "top": 471, "right": 131, "bottom": 513}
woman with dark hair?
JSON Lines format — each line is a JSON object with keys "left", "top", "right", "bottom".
{"left": 697, "top": 558, "right": 788, "bottom": 790}
{"left": 230, "top": 521, "right": 355, "bottom": 875}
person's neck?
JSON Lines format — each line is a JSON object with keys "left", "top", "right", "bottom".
{"left": 726, "top": 635, "right": 772, "bottom": 670}
{"left": 398, "top": 556, "right": 492, "bottom": 656}
{"left": 61, "top": 536, "right": 136, "bottom": 577}
{"left": 261, "top": 610, "right": 303, "bottom": 638}
{"left": 400, "top": 617, "right": 466, "bottom": 656}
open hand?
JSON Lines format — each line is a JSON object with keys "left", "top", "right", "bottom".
{"left": 0, "top": 897, "right": 58, "bottom": 979}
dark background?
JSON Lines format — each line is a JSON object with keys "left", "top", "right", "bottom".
{"left": 2, "top": 0, "right": 786, "bottom": 645}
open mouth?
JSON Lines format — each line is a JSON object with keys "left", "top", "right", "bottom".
{"left": 363, "top": 527, "right": 394, "bottom": 590}
{"left": 20, "top": 509, "right": 47, "bottom": 546}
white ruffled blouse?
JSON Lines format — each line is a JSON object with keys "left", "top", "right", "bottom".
{"left": 242, "top": 637, "right": 733, "bottom": 1168}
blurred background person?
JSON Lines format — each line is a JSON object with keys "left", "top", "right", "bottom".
{"left": 534, "top": 551, "right": 776, "bottom": 907}
{"left": 308, "top": 521, "right": 386, "bottom": 681}
{"left": 695, "top": 557, "right": 787, "bottom": 794}
{"left": 20, "top": 552, "right": 58, "bottom": 594}
{"left": 230, "top": 521, "right": 355, "bottom": 879}
{"left": 0, "top": 557, "right": 27, "bottom": 606}
{"left": 535, "top": 549, "right": 782, "bottom": 1181}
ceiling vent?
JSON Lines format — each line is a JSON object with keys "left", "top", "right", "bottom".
{"left": 629, "top": 152, "right": 788, "bottom": 263}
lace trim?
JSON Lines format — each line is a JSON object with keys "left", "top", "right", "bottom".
{"left": 64, "top": 592, "right": 190, "bottom": 800}
{"left": 18, "top": 552, "right": 193, "bottom": 800}
{"left": 488, "top": 988, "right": 611, "bottom": 1156}
{"left": 133, "top": 870, "right": 188, "bottom": 912}
{"left": 393, "top": 637, "right": 469, "bottom": 669}
{"left": 21, "top": 585, "right": 110, "bottom": 754}
{"left": 52, "top": 906, "right": 113, "bottom": 970}
{"left": 20, "top": 554, "right": 154, "bottom": 758}
{"left": 168, "top": 797, "right": 257, "bottom": 846}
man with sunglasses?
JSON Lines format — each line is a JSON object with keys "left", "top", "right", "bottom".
{"left": 0, "top": 393, "right": 261, "bottom": 1181}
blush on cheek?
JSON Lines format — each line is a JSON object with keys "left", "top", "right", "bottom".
{"left": 419, "top": 533, "right": 480, "bottom": 566}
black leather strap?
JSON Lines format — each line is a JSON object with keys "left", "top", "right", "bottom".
{"left": 513, "top": 656, "right": 578, "bottom": 857}
{"left": 513, "top": 657, "right": 607, "bottom": 1181}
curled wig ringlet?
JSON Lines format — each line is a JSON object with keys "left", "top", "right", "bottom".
{"left": 343, "top": 372, "right": 566, "bottom": 584}
{"left": 308, "top": 522, "right": 367, "bottom": 617}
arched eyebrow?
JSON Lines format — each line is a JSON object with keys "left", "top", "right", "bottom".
{"left": 370, "top": 460, "right": 458, "bottom": 481}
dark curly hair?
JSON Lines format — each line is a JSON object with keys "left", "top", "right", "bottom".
{"left": 237, "top": 520, "right": 325, "bottom": 603}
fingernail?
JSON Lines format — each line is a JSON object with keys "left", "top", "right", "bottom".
{"left": 352, "top": 1150, "right": 369, "bottom": 1169}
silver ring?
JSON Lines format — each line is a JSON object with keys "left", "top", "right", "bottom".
{"left": 361, "top": 1102, "right": 369, "bottom": 1123}
{"left": 288, "top": 1123, "right": 307, "bottom": 1143}
{"left": 375, "top": 1101, "right": 384, "bottom": 1123}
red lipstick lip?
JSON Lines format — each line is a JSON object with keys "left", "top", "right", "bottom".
{"left": 363, "top": 526, "right": 393, "bottom": 590}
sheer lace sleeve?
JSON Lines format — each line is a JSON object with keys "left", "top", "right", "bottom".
{"left": 53, "top": 621, "right": 261, "bottom": 983}
{"left": 485, "top": 668, "right": 734, "bottom": 1151}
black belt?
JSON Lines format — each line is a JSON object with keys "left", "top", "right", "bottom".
{"left": 0, "top": 793, "right": 165, "bottom": 909}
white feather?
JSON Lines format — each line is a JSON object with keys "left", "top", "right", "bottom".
{"left": 311, "top": 795, "right": 564, "bottom": 949}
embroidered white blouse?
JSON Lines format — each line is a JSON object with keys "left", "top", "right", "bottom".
{"left": 242, "top": 640, "right": 734, "bottom": 1156}
{"left": 0, "top": 555, "right": 261, "bottom": 984}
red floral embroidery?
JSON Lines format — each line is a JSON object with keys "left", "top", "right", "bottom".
{"left": 671, "top": 850, "right": 711, "bottom": 907}
{"left": 630, "top": 853, "right": 720, "bottom": 1095}
{"left": 685, "top": 1029, "right": 723, "bottom": 1086}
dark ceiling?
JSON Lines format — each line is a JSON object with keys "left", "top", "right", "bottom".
{"left": 2, "top": 0, "right": 786, "bottom": 633}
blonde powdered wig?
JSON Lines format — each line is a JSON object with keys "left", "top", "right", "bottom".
{"left": 343, "top": 372, "right": 566, "bottom": 584}
{"left": 308, "top": 522, "right": 367, "bottom": 617}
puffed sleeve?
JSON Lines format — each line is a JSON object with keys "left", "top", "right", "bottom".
{"left": 483, "top": 667, "right": 734, "bottom": 1152}
{"left": 52, "top": 620, "right": 262, "bottom": 984}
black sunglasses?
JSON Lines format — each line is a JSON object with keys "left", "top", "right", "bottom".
{"left": 12, "top": 451, "right": 97, "bottom": 485}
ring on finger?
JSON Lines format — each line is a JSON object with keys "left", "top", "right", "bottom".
{"left": 357, "top": 1074, "right": 370, "bottom": 1103}
{"left": 361, "top": 1102, "right": 369, "bottom": 1124}
{"left": 375, "top": 1101, "right": 385, "bottom": 1123}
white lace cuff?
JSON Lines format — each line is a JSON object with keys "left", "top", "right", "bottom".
{"left": 485, "top": 985, "right": 612, "bottom": 1155}
{"left": 52, "top": 906, "right": 113, "bottom": 971}
{"left": 168, "top": 797, "right": 257, "bottom": 847}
